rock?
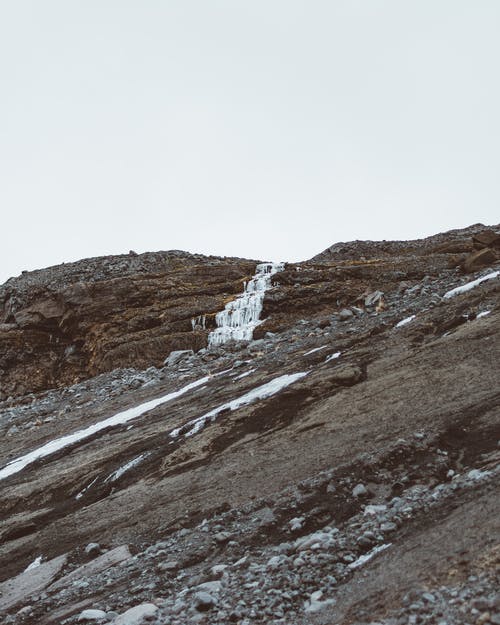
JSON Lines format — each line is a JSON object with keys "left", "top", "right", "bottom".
{"left": 266, "top": 555, "right": 283, "bottom": 570}
{"left": 305, "top": 590, "right": 335, "bottom": 613}
{"left": 78, "top": 609, "right": 107, "bottom": 621}
{"left": 0, "top": 553, "right": 68, "bottom": 612}
{"left": 295, "top": 531, "right": 334, "bottom": 552}
{"left": 364, "top": 290, "right": 384, "bottom": 307}
{"left": 114, "top": 603, "right": 159, "bottom": 625}
{"left": 338, "top": 309, "right": 354, "bottom": 321}
{"left": 325, "top": 365, "right": 363, "bottom": 386}
{"left": 164, "top": 350, "right": 195, "bottom": 367}
{"left": 472, "top": 229, "right": 500, "bottom": 249}
{"left": 193, "top": 591, "right": 217, "bottom": 611}
{"left": 50, "top": 546, "right": 131, "bottom": 592}
{"left": 0, "top": 254, "right": 254, "bottom": 398}
{"left": 214, "top": 531, "right": 232, "bottom": 544}
{"left": 380, "top": 521, "right": 397, "bottom": 533}
{"left": 352, "top": 483, "right": 368, "bottom": 497}
{"left": 84, "top": 542, "right": 102, "bottom": 558}
{"left": 289, "top": 517, "right": 304, "bottom": 531}
{"left": 210, "top": 564, "right": 228, "bottom": 578}
{"left": 158, "top": 560, "right": 179, "bottom": 572}
{"left": 463, "top": 248, "right": 498, "bottom": 272}
{"left": 195, "top": 581, "right": 222, "bottom": 594}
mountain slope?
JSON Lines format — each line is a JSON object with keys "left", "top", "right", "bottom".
{"left": 0, "top": 224, "right": 499, "bottom": 625}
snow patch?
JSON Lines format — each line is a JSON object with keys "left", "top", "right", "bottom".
{"left": 325, "top": 352, "right": 341, "bottom": 363}
{"left": 24, "top": 556, "right": 43, "bottom": 572}
{"left": 234, "top": 369, "right": 256, "bottom": 380}
{"left": 476, "top": 310, "right": 491, "bottom": 319}
{"left": 348, "top": 543, "right": 391, "bottom": 569}
{"left": 395, "top": 315, "right": 416, "bottom": 328}
{"left": 0, "top": 375, "right": 213, "bottom": 481}
{"left": 75, "top": 476, "right": 99, "bottom": 500}
{"left": 170, "top": 371, "right": 309, "bottom": 438}
{"left": 303, "top": 346, "right": 327, "bottom": 356}
{"left": 443, "top": 271, "right": 499, "bottom": 299}
{"left": 105, "top": 453, "right": 149, "bottom": 483}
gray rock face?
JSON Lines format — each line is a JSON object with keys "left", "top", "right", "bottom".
{"left": 0, "top": 554, "right": 67, "bottom": 612}
{"left": 164, "top": 350, "right": 195, "bottom": 367}
{"left": 193, "top": 591, "right": 217, "bottom": 611}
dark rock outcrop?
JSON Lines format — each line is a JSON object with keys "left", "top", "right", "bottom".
{"left": 0, "top": 252, "right": 256, "bottom": 398}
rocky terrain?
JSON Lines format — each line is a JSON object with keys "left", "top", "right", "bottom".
{"left": 0, "top": 223, "right": 499, "bottom": 625}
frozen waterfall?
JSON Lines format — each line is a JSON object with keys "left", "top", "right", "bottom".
{"left": 208, "top": 262, "right": 284, "bottom": 346}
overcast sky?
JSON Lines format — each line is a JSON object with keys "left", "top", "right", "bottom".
{"left": 1, "top": 1, "right": 499, "bottom": 284}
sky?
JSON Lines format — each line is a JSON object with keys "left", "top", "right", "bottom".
{"left": 0, "top": 1, "right": 499, "bottom": 284}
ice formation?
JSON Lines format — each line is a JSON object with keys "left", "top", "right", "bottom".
{"left": 208, "top": 262, "right": 284, "bottom": 346}
{"left": 191, "top": 315, "right": 207, "bottom": 330}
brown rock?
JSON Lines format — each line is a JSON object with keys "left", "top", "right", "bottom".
{"left": 0, "top": 253, "right": 256, "bottom": 397}
{"left": 317, "top": 365, "right": 364, "bottom": 388}
{"left": 463, "top": 248, "right": 498, "bottom": 273}
{"left": 472, "top": 230, "right": 500, "bottom": 249}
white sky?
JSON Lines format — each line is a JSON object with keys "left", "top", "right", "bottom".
{"left": 1, "top": 1, "right": 499, "bottom": 284}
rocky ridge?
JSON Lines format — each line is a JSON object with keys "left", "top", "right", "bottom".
{"left": 0, "top": 224, "right": 499, "bottom": 625}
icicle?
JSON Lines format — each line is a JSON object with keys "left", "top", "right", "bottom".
{"left": 208, "top": 262, "right": 284, "bottom": 346}
{"left": 191, "top": 315, "right": 207, "bottom": 331}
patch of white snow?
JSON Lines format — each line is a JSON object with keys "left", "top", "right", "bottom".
{"left": 325, "top": 352, "right": 341, "bottom": 363}
{"left": 75, "top": 476, "right": 99, "bottom": 500}
{"left": 233, "top": 369, "right": 256, "bottom": 380}
{"left": 443, "top": 271, "right": 499, "bottom": 299}
{"left": 0, "top": 375, "right": 213, "bottom": 481}
{"left": 303, "top": 346, "right": 327, "bottom": 356}
{"left": 476, "top": 310, "right": 491, "bottom": 319}
{"left": 170, "top": 371, "right": 309, "bottom": 438}
{"left": 395, "top": 315, "right": 416, "bottom": 328}
{"left": 104, "top": 453, "right": 149, "bottom": 483}
{"left": 348, "top": 543, "right": 391, "bottom": 569}
{"left": 24, "top": 556, "right": 43, "bottom": 572}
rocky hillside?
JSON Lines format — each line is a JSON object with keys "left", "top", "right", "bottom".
{"left": 0, "top": 224, "right": 499, "bottom": 625}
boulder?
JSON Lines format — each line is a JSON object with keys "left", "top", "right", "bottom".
{"left": 164, "top": 350, "right": 194, "bottom": 367}
{"left": 463, "top": 248, "right": 498, "bottom": 273}
{"left": 78, "top": 609, "right": 107, "bottom": 621}
{"left": 193, "top": 591, "right": 217, "bottom": 611}
{"left": 326, "top": 365, "right": 364, "bottom": 386}
{"left": 472, "top": 230, "right": 500, "bottom": 250}
{"left": 338, "top": 309, "right": 354, "bottom": 321}
{"left": 364, "top": 290, "right": 384, "bottom": 307}
{"left": 114, "top": 603, "right": 159, "bottom": 625}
